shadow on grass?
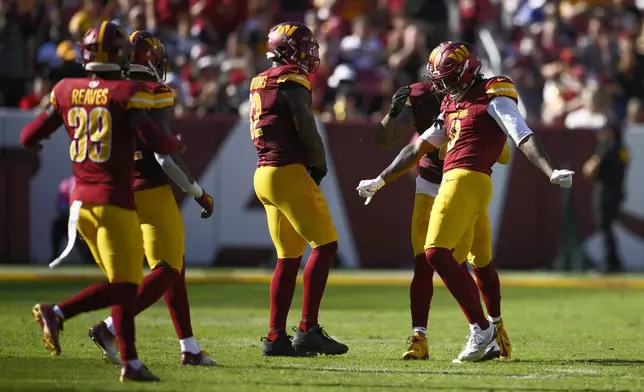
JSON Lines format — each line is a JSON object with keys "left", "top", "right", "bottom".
{"left": 512, "top": 358, "right": 644, "bottom": 366}
{"left": 209, "top": 378, "right": 631, "bottom": 392}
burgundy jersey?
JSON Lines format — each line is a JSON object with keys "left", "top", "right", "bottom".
{"left": 249, "top": 64, "right": 310, "bottom": 167}
{"left": 440, "top": 76, "right": 517, "bottom": 175}
{"left": 133, "top": 82, "right": 175, "bottom": 191}
{"left": 406, "top": 82, "right": 443, "bottom": 184}
{"left": 49, "top": 77, "right": 154, "bottom": 209}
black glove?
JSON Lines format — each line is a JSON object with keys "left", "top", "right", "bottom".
{"left": 308, "top": 165, "right": 328, "bottom": 186}
{"left": 195, "top": 190, "right": 214, "bottom": 219}
{"left": 388, "top": 86, "right": 412, "bottom": 119}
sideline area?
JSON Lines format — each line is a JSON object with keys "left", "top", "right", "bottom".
{"left": 1, "top": 265, "right": 644, "bottom": 288}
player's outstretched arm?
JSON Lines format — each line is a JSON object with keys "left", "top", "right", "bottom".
{"left": 487, "top": 96, "right": 574, "bottom": 187}
{"left": 357, "top": 120, "right": 444, "bottom": 202}
{"left": 378, "top": 137, "right": 435, "bottom": 183}
{"left": 148, "top": 107, "right": 214, "bottom": 218}
{"left": 148, "top": 108, "right": 199, "bottom": 192}
{"left": 279, "top": 85, "right": 328, "bottom": 184}
{"left": 374, "top": 86, "right": 415, "bottom": 148}
{"left": 130, "top": 109, "right": 184, "bottom": 155}
{"left": 20, "top": 104, "right": 64, "bottom": 151}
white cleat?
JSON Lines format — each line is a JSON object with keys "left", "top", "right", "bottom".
{"left": 453, "top": 323, "right": 498, "bottom": 363}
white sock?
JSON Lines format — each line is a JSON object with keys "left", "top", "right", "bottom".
{"left": 128, "top": 358, "right": 142, "bottom": 370}
{"left": 488, "top": 315, "right": 501, "bottom": 324}
{"left": 104, "top": 317, "right": 116, "bottom": 336}
{"left": 52, "top": 305, "right": 65, "bottom": 320}
{"left": 180, "top": 337, "right": 200, "bottom": 354}
{"left": 413, "top": 327, "right": 427, "bottom": 336}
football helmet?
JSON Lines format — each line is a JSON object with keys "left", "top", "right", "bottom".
{"left": 266, "top": 22, "right": 320, "bottom": 73}
{"left": 79, "top": 21, "right": 131, "bottom": 73}
{"left": 426, "top": 41, "right": 481, "bottom": 101}
{"left": 129, "top": 30, "right": 167, "bottom": 82}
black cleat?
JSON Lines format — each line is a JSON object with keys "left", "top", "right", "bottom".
{"left": 292, "top": 326, "right": 349, "bottom": 356}
{"left": 261, "top": 332, "right": 297, "bottom": 357}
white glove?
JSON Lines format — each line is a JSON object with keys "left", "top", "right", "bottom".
{"left": 356, "top": 176, "right": 385, "bottom": 204}
{"left": 550, "top": 169, "right": 575, "bottom": 188}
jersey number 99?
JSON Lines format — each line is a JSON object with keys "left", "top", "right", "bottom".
{"left": 68, "top": 107, "right": 113, "bottom": 163}
{"left": 249, "top": 92, "right": 263, "bottom": 140}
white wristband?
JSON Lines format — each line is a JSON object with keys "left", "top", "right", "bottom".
{"left": 188, "top": 182, "right": 203, "bottom": 198}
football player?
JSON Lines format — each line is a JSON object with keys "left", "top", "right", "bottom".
{"left": 87, "top": 31, "right": 216, "bottom": 367}
{"left": 21, "top": 21, "right": 184, "bottom": 381}
{"left": 250, "top": 22, "right": 348, "bottom": 357}
{"left": 357, "top": 41, "right": 574, "bottom": 362}
{"left": 375, "top": 73, "right": 513, "bottom": 361}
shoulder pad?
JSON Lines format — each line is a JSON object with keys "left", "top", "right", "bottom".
{"left": 152, "top": 83, "right": 174, "bottom": 109}
{"left": 276, "top": 72, "right": 311, "bottom": 91}
{"left": 126, "top": 81, "right": 155, "bottom": 110}
{"left": 407, "top": 82, "right": 434, "bottom": 107}
{"left": 484, "top": 76, "right": 518, "bottom": 102}
{"left": 49, "top": 82, "right": 60, "bottom": 108}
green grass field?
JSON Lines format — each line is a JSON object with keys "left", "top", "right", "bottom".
{"left": 1, "top": 271, "right": 644, "bottom": 392}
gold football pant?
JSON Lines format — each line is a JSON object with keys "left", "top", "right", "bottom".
{"left": 254, "top": 164, "right": 338, "bottom": 258}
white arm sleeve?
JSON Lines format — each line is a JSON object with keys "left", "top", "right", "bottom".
{"left": 154, "top": 154, "right": 202, "bottom": 197}
{"left": 419, "top": 120, "right": 448, "bottom": 148}
{"left": 486, "top": 96, "right": 534, "bottom": 145}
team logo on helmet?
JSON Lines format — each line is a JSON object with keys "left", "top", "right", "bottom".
{"left": 426, "top": 41, "right": 481, "bottom": 101}
{"left": 266, "top": 22, "right": 320, "bottom": 73}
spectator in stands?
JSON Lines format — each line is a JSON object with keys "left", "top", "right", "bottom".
{"left": 615, "top": 31, "right": 644, "bottom": 120}
{"left": 576, "top": 11, "right": 618, "bottom": 79}
{"left": 388, "top": 23, "right": 427, "bottom": 89}
{"left": 18, "top": 76, "right": 51, "bottom": 111}
{"left": 339, "top": 15, "right": 383, "bottom": 71}
{"left": 0, "top": 1, "right": 34, "bottom": 106}
{"left": 68, "top": 0, "right": 111, "bottom": 41}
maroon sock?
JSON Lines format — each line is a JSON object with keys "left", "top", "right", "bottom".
{"left": 461, "top": 262, "right": 482, "bottom": 302}
{"left": 58, "top": 282, "right": 133, "bottom": 319}
{"left": 425, "top": 248, "right": 489, "bottom": 329}
{"left": 134, "top": 265, "right": 180, "bottom": 315}
{"left": 111, "top": 283, "right": 139, "bottom": 364}
{"left": 267, "top": 257, "right": 301, "bottom": 341}
{"left": 410, "top": 253, "right": 434, "bottom": 329}
{"left": 299, "top": 241, "right": 337, "bottom": 332}
{"left": 473, "top": 263, "right": 502, "bottom": 319}
{"left": 164, "top": 265, "right": 195, "bottom": 339}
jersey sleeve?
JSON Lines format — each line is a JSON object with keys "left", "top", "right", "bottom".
{"left": 419, "top": 119, "right": 448, "bottom": 148}
{"left": 486, "top": 96, "right": 533, "bottom": 145}
{"left": 126, "top": 82, "right": 155, "bottom": 110}
{"left": 152, "top": 85, "right": 175, "bottom": 109}
{"left": 485, "top": 77, "right": 518, "bottom": 103}
{"left": 276, "top": 72, "right": 312, "bottom": 91}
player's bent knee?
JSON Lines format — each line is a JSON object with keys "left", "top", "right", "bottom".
{"left": 149, "top": 260, "right": 182, "bottom": 272}
{"left": 313, "top": 240, "right": 338, "bottom": 253}
{"left": 468, "top": 254, "right": 492, "bottom": 268}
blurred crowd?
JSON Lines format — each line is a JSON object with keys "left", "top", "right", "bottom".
{"left": 503, "top": 0, "right": 644, "bottom": 127}
{"left": 2, "top": 0, "right": 644, "bottom": 126}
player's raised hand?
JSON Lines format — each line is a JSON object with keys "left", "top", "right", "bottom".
{"left": 550, "top": 169, "right": 575, "bottom": 188}
{"left": 195, "top": 190, "right": 214, "bottom": 218}
{"left": 356, "top": 176, "right": 385, "bottom": 202}
{"left": 389, "top": 86, "right": 412, "bottom": 119}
